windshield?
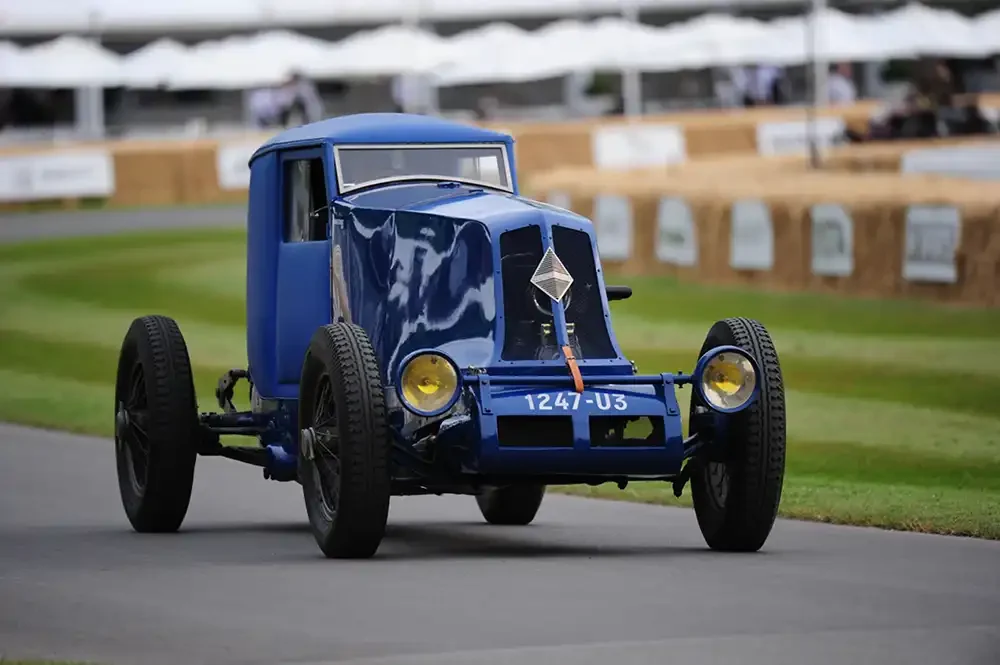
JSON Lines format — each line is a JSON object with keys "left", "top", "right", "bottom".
{"left": 334, "top": 144, "right": 511, "bottom": 194}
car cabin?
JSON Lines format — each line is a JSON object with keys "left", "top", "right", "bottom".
{"left": 245, "top": 114, "right": 519, "bottom": 403}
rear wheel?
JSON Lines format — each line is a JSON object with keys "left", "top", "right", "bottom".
{"left": 298, "top": 323, "right": 391, "bottom": 559}
{"left": 689, "top": 317, "right": 786, "bottom": 552}
{"left": 114, "top": 315, "right": 199, "bottom": 533}
{"left": 475, "top": 485, "right": 546, "bottom": 525}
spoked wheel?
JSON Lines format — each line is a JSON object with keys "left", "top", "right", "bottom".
{"left": 689, "top": 317, "right": 786, "bottom": 552}
{"left": 117, "top": 363, "right": 150, "bottom": 499}
{"left": 475, "top": 484, "right": 546, "bottom": 525}
{"left": 298, "top": 323, "right": 391, "bottom": 559}
{"left": 305, "top": 376, "right": 342, "bottom": 523}
{"left": 114, "top": 315, "right": 199, "bottom": 533}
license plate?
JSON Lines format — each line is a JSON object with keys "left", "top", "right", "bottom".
{"left": 523, "top": 391, "right": 628, "bottom": 412}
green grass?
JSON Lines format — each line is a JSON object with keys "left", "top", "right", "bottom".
{"left": 2, "top": 228, "right": 999, "bottom": 539}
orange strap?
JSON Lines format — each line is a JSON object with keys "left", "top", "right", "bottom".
{"left": 562, "top": 345, "right": 584, "bottom": 394}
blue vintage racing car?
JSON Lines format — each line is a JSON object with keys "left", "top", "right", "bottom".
{"left": 113, "top": 113, "right": 786, "bottom": 559}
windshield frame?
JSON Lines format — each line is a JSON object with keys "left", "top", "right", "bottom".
{"left": 332, "top": 142, "right": 514, "bottom": 196}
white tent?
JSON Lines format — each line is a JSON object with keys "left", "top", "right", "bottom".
{"left": 869, "top": 4, "right": 983, "bottom": 58}
{"left": 0, "top": 35, "right": 123, "bottom": 87}
{"left": 300, "top": 24, "right": 452, "bottom": 79}
{"left": 164, "top": 31, "right": 334, "bottom": 89}
{"left": 119, "top": 38, "right": 190, "bottom": 88}
{"left": 972, "top": 9, "right": 1000, "bottom": 54}
{"left": 611, "top": 14, "right": 774, "bottom": 72}
{"left": 4, "top": 4, "right": 1000, "bottom": 89}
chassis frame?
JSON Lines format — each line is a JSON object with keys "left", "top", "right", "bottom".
{"left": 194, "top": 360, "right": 726, "bottom": 501}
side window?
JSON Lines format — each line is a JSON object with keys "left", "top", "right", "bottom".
{"left": 283, "top": 157, "right": 329, "bottom": 242}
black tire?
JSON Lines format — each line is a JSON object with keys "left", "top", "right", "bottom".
{"left": 475, "top": 485, "right": 546, "bottom": 525}
{"left": 114, "top": 315, "right": 199, "bottom": 533}
{"left": 689, "top": 317, "right": 786, "bottom": 552}
{"left": 298, "top": 323, "right": 391, "bottom": 559}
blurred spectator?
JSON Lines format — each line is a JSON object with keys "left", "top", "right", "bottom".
{"left": 281, "top": 71, "right": 324, "bottom": 125}
{"left": 912, "top": 59, "right": 956, "bottom": 109}
{"left": 739, "top": 65, "right": 786, "bottom": 106}
{"left": 391, "top": 74, "right": 436, "bottom": 114}
{"left": 826, "top": 63, "right": 857, "bottom": 105}
{"left": 248, "top": 88, "right": 283, "bottom": 128}
{"left": 474, "top": 95, "right": 500, "bottom": 120}
{"left": 756, "top": 65, "right": 785, "bottom": 105}
{"left": 728, "top": 66, "right": 754, "bottom": 106}
{"left": 712, "top": 68, "right": 745, "bottom": 108}
{"left": 248, "top": 72, "right": 324, "bottom": 128}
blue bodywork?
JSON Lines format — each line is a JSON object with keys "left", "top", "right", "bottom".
{"left": 210, "top": 113, "right": 756, "bottom": 490}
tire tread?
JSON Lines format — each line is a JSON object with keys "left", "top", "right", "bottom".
{"left": 116, "top": 314, "right": 198, "bottom": 533}
{"left": 299, "top": 323, "right": 391, "bottom": 559}
{"left": 690, "top": 316, "right": 786, "bottom": 552}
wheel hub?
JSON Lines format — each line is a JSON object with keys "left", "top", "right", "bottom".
{"left": 300, "top": 427, "right": 316, "bottom": 460}
{"left": 115, "top": 402, "right": 130, "bottom": 439}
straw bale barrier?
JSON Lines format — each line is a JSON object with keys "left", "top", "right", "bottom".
{"left": 524, "top": 152, "right": 1000, "bottom": 307}
{"left": 6, "top": 95, "right": 998, "bottom": 211}
{"left": 1, "top": 102, "right": 998, "bottom": 309}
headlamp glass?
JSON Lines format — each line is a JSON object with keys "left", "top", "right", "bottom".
{"left": 400, "top": 353, "right": 460, "bottom": 415}
{"left": 700, "top": 350, "right": 757, "bottom": 411}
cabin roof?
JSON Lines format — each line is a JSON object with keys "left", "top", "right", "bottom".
{"left": 250, "top": 113, "right": 513, "bottom": 163}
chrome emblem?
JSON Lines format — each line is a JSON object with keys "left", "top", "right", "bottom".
{"left": 530, "top": 247, "right": 574, "bottom": 302}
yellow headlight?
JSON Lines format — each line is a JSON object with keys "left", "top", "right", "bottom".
{"left": 400, "top": 353, "right": 460, "bottom": 415}
{"left": 700, "top": 351, "right": 757, "bottom": 411}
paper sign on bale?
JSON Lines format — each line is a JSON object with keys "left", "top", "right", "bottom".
{"left": 591, "top": 124, "right": 686, "bottom": 170}
{"left": 216, "top": 141, "right": 260, "bottom": 191}
{"left": 902, "top": 205, "right": 962, "bottom": 284}
{"left": 755, "top": 118, "right": 847, "bottom": 156}
{"left": 729, "top": 199, "right": 774, "bottom": 271}
{"left": 655, "top": 197, "right": 698, "bottom": 267}
{"left": 591, "top": 194, "right": 634, "bottom": 263}
{"left": 810, "top": 203, "right": 855, "bottom": 277}
{"left": 901, "top": 144, "right": 1000, "bottom": 181}
{"left": 0, "top": 149, "right": 115, "bottom": 202}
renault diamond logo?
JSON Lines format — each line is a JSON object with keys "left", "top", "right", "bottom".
{"left": 530, "top": 247, "right": 574, "bottom": 302}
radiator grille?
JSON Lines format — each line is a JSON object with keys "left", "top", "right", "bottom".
{"left": 499, "top": 226, "right": 553, "bottom": 360}
{"left": 552, "top": 226, "right": 616, "bottom": 359}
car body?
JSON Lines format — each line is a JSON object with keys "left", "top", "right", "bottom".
{"left": 113, "top": 113, "right": 787, "bottom": 558}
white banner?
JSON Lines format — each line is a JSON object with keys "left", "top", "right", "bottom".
{"left": 755, "top": 118, "right": 847, "bottom": 156}
{"left": 592, "top": 123, "right": 687, "bottom": 170}
{"left": 546, "top": 190, "right": 572, "bottom": 212}
{"left": 655, "top": 197, "right": 697, "bottom": 266}
{"left": 810, "top": 203, "right": 854, "bottom": 277}
{"left": 0, "top": 150, "right": 115, "bottom": 202}
{"left": 216, "top": 141, "right": 260, "bottom": 190}
{"left": 901, "top": 145, "right": 1000, "bottom": 181}
{"left": 730, "top": 199, "right": 774, "bottom": 270}
{"left": 591, "top": 194, "right": 633, "bottom": 261}
{"left": 903, "top": 205, "right": 961, "bottom": 283}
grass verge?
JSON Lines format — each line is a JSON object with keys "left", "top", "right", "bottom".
{"left": 1, "top": 227, "right": 998, "bottom": 538}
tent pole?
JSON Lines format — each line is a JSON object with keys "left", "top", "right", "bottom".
{"left": 621, "top": 0, "right": 642, "bottom": 118}
{"left": 805, "top": 0, "right": 827, "bottom": 169}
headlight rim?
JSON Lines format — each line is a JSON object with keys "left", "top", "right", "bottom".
{"left": 693, "top": 345, "right": 760, "bottom": 414}
{"left": 394, "top": 349, "right": 463, "bottom": 418}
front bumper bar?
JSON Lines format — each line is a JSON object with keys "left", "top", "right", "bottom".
{"left": 460, "top": 372, "right": 692, "bottom": 477}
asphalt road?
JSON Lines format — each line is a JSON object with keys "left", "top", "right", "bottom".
{"left": 0, "top": 205, "right": 244, "bottom": 243}
{"left": 1, "top": 207, "right": 999, "bottom": 665}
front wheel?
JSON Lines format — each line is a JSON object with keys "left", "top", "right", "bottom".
{"left": 298, "top": 323, "right": 391, "bottom": 559}
{"left": 475, "top": 485, "right": 546, "bottom": 525}
{"left": 114, "top": 315, "right": 199, "bottom": 533}
{"left": 689, "top": 317, "right": 786, "bottom": 552}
